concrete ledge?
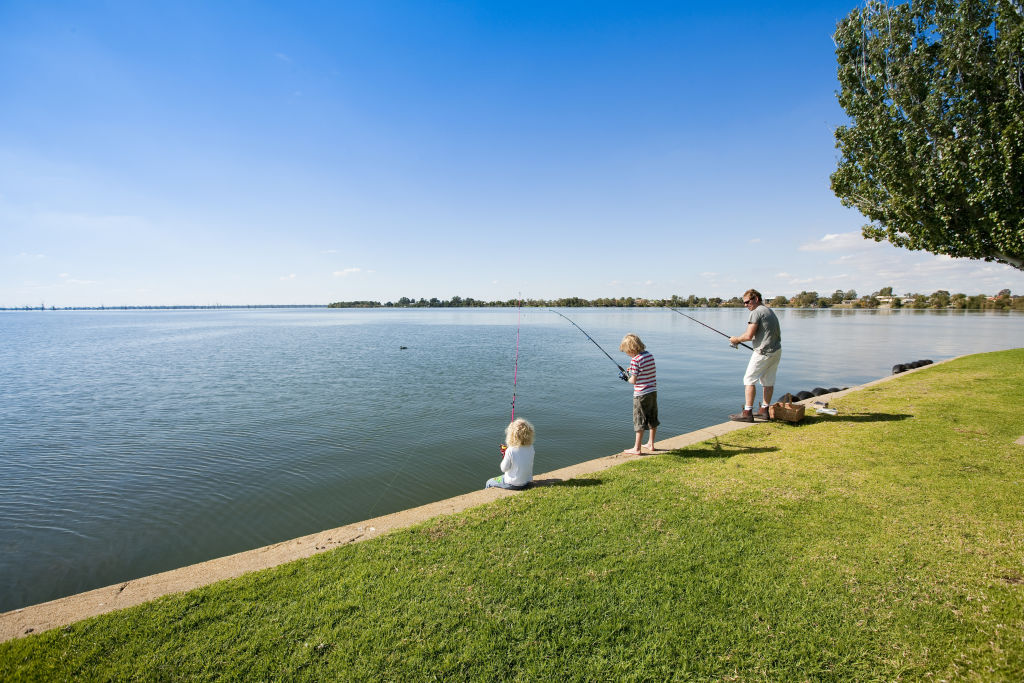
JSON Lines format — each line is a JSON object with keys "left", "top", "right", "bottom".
{"left": 0, "top": 357, "right": 955, "bottom": 643}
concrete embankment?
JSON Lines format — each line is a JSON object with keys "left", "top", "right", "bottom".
{"left": 0, "top": 359, "right": 948, "bottom": 643}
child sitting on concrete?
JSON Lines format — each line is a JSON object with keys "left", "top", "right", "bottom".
{"left": 485, "top": 418, "right": 535, "bottom": 490}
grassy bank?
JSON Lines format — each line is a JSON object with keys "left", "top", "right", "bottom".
{"left": 3, "top": 350, "right": 1023, "bottom": 680}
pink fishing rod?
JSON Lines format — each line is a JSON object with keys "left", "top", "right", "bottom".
{"left": 511, "top": 295, "right": 521, "bottom": 422}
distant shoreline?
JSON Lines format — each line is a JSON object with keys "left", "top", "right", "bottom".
{"left": 12, "top": 289, "right": 1020, "bottom": 311}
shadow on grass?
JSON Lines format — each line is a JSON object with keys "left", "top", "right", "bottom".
{"left": 798, "top": 411, "right": 913, "bottom": 425}
{"left": 668, "top": 439, "right": 780, "bottom": 460}
{"left": 531, "top": 477, "right": 602, "bottom": 488}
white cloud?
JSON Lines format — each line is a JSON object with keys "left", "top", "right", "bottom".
{"left": 773, "top": 269, "right": 852, "bottom": 291}
{"left": 333, "top": 268, "right": 366, "bottom": 277}
{"left": 17, "top": 252, "right": 45, "bottom": 259}
{"left": 897, "top": 255, "right": 1018, "bottom": 292}
{"left": 778, "top": 235, "right": 1023, "bottom": 297}
{"left": 274, "top": 52, "right": 292, "bottom": 63}
{"left": 749, "top": 238, "right": 761, "bottom": 244}
{"left": 280, "top": 273, "right": 297, "bottom": 281}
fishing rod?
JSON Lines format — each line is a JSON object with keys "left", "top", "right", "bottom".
{"left": 511, "top": 295, "right": 521, "bottom": 422}
{"left": 666, "top": 306, "right": 754, "bottom": 351}
{"left": 547, "top": 309, "right": 628, "bottom": 377}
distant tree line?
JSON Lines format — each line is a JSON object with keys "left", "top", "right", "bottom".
{"left": 778, "top": 287, "right": 1022, "bottom": 311}
{"left": 9, "top": 292, "right": 1020, "bottom": 312}
{"left": 329, "top": 288, "right": 1024, "bottom": 311}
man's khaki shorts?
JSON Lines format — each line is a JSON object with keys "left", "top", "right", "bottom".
{"left": 743, "top": 349, "right": 781, "bottom": 386}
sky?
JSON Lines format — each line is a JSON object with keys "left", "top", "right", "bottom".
{"left": 2, "top": 1, "right": 1022, "bottom": 307}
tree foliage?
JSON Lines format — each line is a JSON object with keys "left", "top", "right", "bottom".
{"left": 831, "top": 0, "right": 1024, "bottom": 269}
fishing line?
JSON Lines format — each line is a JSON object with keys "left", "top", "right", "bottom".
{"left": 511, "top": 293, "right": 521, "bottom": 422}
{"left": 365, "top": 453, "right": 413, "bottom": 520}
{"left": 548, "top": 309, "right": 627, "bottom": 374}
{"left": 666, "top": 306, "right": 754, "bottom": 351}
{"left": 371, "top": 295, "right": 524, "bottom": 519}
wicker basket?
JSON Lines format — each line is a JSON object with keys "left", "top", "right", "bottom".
{"left": 769, "top": 401, "right": 805, "bottom": 423}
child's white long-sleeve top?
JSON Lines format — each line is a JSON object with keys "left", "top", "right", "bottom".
{"left": 500, "top": 445, "right": 535, "bottom": 487}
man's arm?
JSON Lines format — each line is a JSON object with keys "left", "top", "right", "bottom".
{"left": 730, "top": 322, "right": 758, "bottom": 345}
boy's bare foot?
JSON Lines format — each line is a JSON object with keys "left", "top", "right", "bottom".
{"left": 643, "top": 444, "right": 663, "bottom": 452}
{"left": 623, "top": 448, "right": 643, "bottom": 455}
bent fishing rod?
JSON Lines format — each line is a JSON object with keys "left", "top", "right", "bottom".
{"left": 547, "top": 309, "right": 628, "bottom": 378}
{"left": 666, "top": 307, "right": 754, "bottom": 351}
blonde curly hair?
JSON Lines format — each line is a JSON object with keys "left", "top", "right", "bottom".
{"left": 619, "top": 333, "right": 646, "bottom": 356}
{"left": 505, "top": 418, "right": 535, "bottom": 447}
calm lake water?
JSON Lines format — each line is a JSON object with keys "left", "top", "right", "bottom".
{"left": 2, "top": 307, "right": 1022, "bottom": 611}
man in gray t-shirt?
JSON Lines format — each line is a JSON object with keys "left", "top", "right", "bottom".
{"left": 728, "top": 288, "right": 782, "bottom": 422}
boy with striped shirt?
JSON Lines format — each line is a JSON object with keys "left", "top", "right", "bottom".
{"left": 619, "top": 333, "right": 660, "bottom": 454}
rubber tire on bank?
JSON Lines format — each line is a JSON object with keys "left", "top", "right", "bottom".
{"left": 795, "top": 390, "right": 813, "bottom": 401}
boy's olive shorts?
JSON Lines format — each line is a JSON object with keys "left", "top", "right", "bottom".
{"left": 633, "top": 392, "right": 660, "bottom": 432}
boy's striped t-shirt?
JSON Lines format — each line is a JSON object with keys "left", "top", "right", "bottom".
{"left": 628, "top": 351, "right": 656, "bottom": 396}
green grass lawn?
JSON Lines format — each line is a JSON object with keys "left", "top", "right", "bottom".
{"left": 3, "top": 349, "right": 1023, "bottom": 680}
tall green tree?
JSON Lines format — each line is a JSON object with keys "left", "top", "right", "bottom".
{"left": 930, "top": 289, "right": 952, "bottom": 307}
{"left": 831, "top": 0, "right": 1024, "bottom": 270}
